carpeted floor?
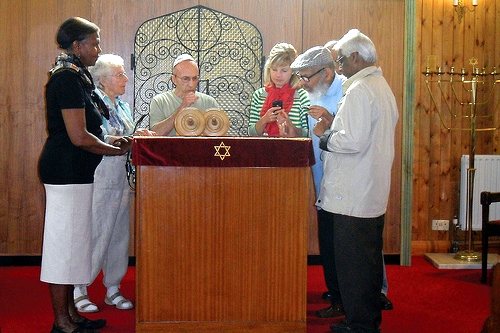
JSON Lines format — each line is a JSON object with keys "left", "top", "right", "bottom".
{"left": 0, "top": 256, "right": 492, "bottom": 332}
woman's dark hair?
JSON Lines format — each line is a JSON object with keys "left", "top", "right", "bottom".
{"left": 56, "top": 17, "right": 100, "bottom": 50}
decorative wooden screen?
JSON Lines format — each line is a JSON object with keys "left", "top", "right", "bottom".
{"left": 133, "top": 5, "right": 264, "bottom": 136}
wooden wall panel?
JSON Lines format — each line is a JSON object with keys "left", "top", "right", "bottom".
{"left": 203, "top": 0, "right": 304, "bottom": 55}
{"left": 0, "top": 0, "right": 21, "bottom": 254}
{"left": 0, "top": 0, "right": 405, "bottom": 256}
{"left": 303, "top": 0, "right": 405, "bottom": 254}
{"left": 92, "top": 0, "right": 200, "bottom": 107}
{"left": 413, "top": 0, "right": 500, "bottom": 254}
{"left": 0, "top": 0, "right": 92, "bottom": 255}
{"left": 14, "top": 0, "right": 500, "bottom": 258}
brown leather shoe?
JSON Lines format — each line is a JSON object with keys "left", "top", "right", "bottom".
{"left": 316, "top": 303, "right": 345, "bottom": 318}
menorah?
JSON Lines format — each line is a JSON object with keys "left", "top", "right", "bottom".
{"left": 422, "top": 58, "right": 500, "bottom": 261}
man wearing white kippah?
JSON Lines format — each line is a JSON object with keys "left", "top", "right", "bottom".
{"left": 149, "top": 54, "right": 219, "bottom": 135}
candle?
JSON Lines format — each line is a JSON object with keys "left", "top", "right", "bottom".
{"left": 472, "top": 0, "right": 478, "bottom": 6}
{"left": 453, "top": 0, "right": 458, "bottom": 5}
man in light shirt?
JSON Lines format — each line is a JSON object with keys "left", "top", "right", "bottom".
{"left": 149, "top": 54, "right": 219, "bottom": 135}
{"left": 313, "top": 29, "right": 399, "bottom": 333}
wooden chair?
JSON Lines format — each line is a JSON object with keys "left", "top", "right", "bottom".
{"left": 480, "top": 191, "right": 500, "bottom": 284}
{"left": 481, "top": 263, "right": 500, "bottom": 333}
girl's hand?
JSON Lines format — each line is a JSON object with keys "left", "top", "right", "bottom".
{"left": 277, "top": 111, "right": 298, "bottom": 137}
{"left": 263, "top": 106, "right": 281, "bottom": 124}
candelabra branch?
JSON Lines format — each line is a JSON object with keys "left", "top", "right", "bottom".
{"left": 422, "top": 58, "right": 500, "bottom": 261}
{"left": 422, "top": 64, "right": 500, "bottom": 131}
{"left": 454, "top": 0, "right": 477, "bottom": 24}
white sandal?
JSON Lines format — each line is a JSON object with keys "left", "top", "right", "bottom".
{"left": 105, "top": 291, "right": 134, "bottom": 310}
{"left": 74, "top": 295, "right": 99, "bottom": 313}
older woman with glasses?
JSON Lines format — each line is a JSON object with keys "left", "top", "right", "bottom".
{"left": 248, "top": 42, "right": 310, "bottom": 137}
{"left": 73, "top": 54, "right": 155, "bottom": 314}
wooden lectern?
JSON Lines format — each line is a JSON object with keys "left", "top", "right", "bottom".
{"left": 132, "top": 137, "right": 314, "bottom": 332}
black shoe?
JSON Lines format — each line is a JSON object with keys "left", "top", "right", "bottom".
{"left": 380, "top": 293, "right": 393, "bottom": 310}
{"left": 322, "top": 291, "right": 333, "bottom": 301}
{"left": 330, "top": 321, "right": 353, "bottom": 332}
{"left": 316, "top": 303, "right": 345, "bottom": 318}
{"left": 330, "top": 321, "right": 381, "bottom": 333}
{"left": 51, "top": 323, "right": 98, "bottom": 333}
{"left": 74, "top": 317, "right": 106, "bottom": 329}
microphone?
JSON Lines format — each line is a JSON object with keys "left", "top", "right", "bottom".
{"left": 126, "top": 113, "right": 148, "bottom": 189}
{"left": 133, "top": 114, "right": 147, "bottom": 133}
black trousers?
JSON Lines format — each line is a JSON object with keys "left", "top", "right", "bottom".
{"left": 317, "top": 208, "right": 342, "bottom": 304}
{"left": 323, "top": 210, "right": 384, "bottom": 332}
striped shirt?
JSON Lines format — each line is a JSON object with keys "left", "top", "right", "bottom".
{"left": 248, "top": 87, "right": 310, "bottom": 137}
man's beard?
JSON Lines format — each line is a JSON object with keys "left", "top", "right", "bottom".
{"left": 308, "top": 77, "right": 330, "bottom": 102}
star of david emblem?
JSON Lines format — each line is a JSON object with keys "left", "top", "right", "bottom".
{"left": 469, "top": 57, "right": 478, "bottom": 67}
{"left": 214, "top": 141, "right": 231, "bottom": 160}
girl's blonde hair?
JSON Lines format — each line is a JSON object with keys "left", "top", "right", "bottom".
{"left": 263, "top": 42, "right": 301, "bottom": 89}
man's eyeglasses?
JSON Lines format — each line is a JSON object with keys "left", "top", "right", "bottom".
{"left": 335, "top": 55, "right": 346, "bottom": 64}
{"left": 106, "top": 72, "right": 128, "bottom": 78}
{"left": 296, "top": 68, "right": 325, "bottom": 82}
{"left": 175, "top": 75, "right": 199, "bottom": 84}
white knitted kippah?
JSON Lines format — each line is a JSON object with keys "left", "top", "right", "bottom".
{"left": 173, "top": 54, "right": 195, "bottom": 68}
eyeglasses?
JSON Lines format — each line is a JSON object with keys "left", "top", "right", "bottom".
{"left": 174, "top": 75, "right": 199, "bottom": 84}
{"left": 335, "top": 55, "right": 346, "bottom": 64}
{"left": 296, "top": 68, "right": 325, "bottom": 82}
{"left": 106, "top": 72, "right": 128, "bottom": 78}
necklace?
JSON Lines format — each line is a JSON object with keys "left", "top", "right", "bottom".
{"left": 50, "top": 53, "right": 109, "bottom": 119}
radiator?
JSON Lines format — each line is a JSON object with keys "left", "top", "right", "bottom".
{"left": 459, "top": 155, "right": 500, "bottom": 230}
